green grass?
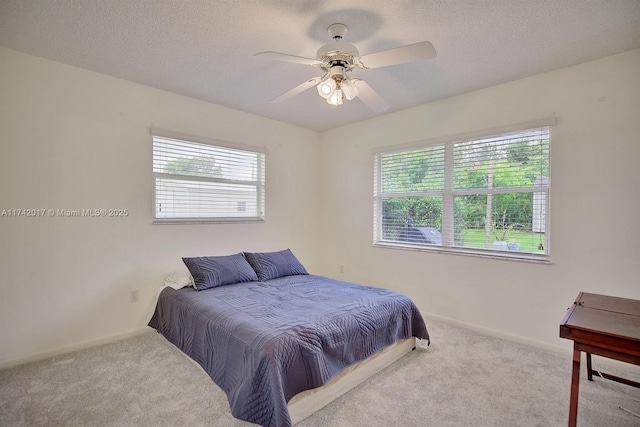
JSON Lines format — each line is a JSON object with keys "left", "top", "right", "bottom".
{"left": 457, "top": 229, "right": 546, "bottom": 253}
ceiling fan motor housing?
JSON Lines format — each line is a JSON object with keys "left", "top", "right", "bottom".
{"left": 329, "top": 65, "right": 346, "bottom": 80}
{"left": 316, "top": 42, "right": 359, "bottom": 66}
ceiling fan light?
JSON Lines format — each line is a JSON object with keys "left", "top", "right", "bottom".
{"left": 341, "top": 78, "right": 359, "bottom": 100}
{"left": 327, "top": 89, "right": 343, "bottom": 106}
{"left": 316, "top": 79, "right": 336, "bottom": 98}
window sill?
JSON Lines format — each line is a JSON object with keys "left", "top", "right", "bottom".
{"left": 153, "top": 218, "right": 264, "bottom": 225}
{"left": 373, "top": 241, "right": 551, "bottom": 264}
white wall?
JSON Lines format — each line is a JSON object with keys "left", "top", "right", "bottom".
{"left": 2, "top": 46, "right": 639, "bottom": 368}
{"left": 318, "top": 49, "right": 640, "bottom": 350}
{"left": 0, "top": 48, "right": 321, "bottom": 367}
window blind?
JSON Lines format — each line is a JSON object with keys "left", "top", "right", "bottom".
{"left": 152, "top": 133, "right": 265, "bottom": 223}
{"left": 374, "top": 124, "right": 551, "bottom": 261}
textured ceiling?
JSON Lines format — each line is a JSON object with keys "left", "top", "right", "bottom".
{"left": 1, "top": 0, "right": 639, "bottom": 131}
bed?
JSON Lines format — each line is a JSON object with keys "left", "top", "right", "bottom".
{"left": 148, "top": 250, "right": 429, "bottom": 427}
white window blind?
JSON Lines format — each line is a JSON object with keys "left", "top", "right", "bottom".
{"left": 152, "top": 132, "right": 265, "bottom": 223}
{"left": 374, "top": 122, "right": 552, "bottom": 261}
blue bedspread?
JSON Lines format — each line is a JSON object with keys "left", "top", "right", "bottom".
{"left": 148, "top": 274, "right": 429, "bottom": 427}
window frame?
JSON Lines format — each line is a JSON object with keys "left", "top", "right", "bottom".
{"left": 373, "top": 117, "right": 555, "bottom": 263}
{"left": 151, "top": 129, "right": 267, "bottom": 224}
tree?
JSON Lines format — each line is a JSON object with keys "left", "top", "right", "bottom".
{"left": 380, "top": 133, "right": 548, "bottom": 247}
{"left": 382, "top": 197, "right": 442, "bottom": 240}
{"left": 164, "top": 155, "right": 223, "bottom": 178}
{"left": 381, "top": 148, "right": 444, "bottom": 193}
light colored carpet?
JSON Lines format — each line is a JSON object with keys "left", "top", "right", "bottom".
{"left": 1, "top": 318, "right": 639, "bottom": 426}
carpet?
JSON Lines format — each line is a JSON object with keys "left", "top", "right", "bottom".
{"left": 1, "top": 318, "right": 639, "bottom": 426}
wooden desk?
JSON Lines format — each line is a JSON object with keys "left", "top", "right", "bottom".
{"left": 559, "top": 292, "right": 640, "bottom": 426}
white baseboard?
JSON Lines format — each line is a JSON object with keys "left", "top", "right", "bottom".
{"left": 422, "top": 311, "right": 640, "bottom": 375}
{"left": 421, "top": 311, "right": 568, "bottom": 354}
{"left": 4, "top": 314, "right": 638, "bottom": 378}
{"left": 0, "top": 327, "right": 152, "bottom": 370}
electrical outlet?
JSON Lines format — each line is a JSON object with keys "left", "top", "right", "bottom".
{"left": 130, "top": 289, "right": 139, "bottom": 303}
{"left": 339, "top": 265, "right": 344, "bottom": 274}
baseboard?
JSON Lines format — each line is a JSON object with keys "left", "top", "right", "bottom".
{"left": 422, "top": 311, "right": 640, "bottom": 375}
{"left": 3, "top": 314, "right": 638, "bottom": 377}
{"left": 421, "top": 311, "right": 569, "bottom": 353}
{"left": 0, "top": 327, "right": 152, "bottom": 370}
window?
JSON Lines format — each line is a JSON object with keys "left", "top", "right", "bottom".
{"left": 374, "top": 119, "right": 554, "bottom": 261}
{"left": 152, "top": 130, "right": 266, "bottom": 223}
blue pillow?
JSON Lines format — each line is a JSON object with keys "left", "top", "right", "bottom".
{"left": 243, "top": 249, "right": 308, "bottom": 281}
{"left": 182, "top": 253, "right": 258, "bottom": 291}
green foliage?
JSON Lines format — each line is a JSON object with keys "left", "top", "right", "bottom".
{"left": 382, "top": 197, "right": 442, "bottom": 240}
{"left": 381, "top": 148, "right": 444, "bottom": 193}
{"left": 381, "top": 136, "right": 548, "bottom": 250}
{"left": 492, "top": 193, "right": 533, "bottom": 233}
{"left": 164, "top": 155, "right": 223, "bottom": 178}
{"left": 462, "top": 229, "right": 545, "bottom": 253}
{"left": 455, "top": 168, "right": 486, "bottom": 189}
{"left": 507, "top": 141, "right": 549, "bottom": 182}
{"left": 454, "top": 194, "right": 486, "bottom": 245}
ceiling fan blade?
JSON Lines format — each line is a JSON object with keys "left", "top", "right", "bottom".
{"left": 254, "top": 51, "right": 322, "bottom": 66}
{"left": 356, "top": 80, "right": 390, "bottom": 113}
{"left": 271, "top": 77, "right": 321, "bottom": 103}
{"left": 358, "top": 41, "right": 436, "bottom": 69}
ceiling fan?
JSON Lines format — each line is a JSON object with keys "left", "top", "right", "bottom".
{"left": 255, "top": 23, "right": 436, "bottom": 113}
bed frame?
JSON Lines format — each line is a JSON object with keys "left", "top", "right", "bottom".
{"left": 288, "top": 337, "right": 416, "bottom": 424}
{"left": 174, "top": 336, "right": 416, "bottom": 424}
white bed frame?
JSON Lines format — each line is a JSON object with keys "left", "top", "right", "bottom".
{"left": 158, "top": 283, "right": 422, "bottom": 424}
{"left": 288, "top": 337, "right": 416, "bottom": 424}
{"left": 175, "top": 336, "right": 416, "bottom": 424}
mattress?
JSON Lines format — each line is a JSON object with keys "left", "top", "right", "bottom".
{"left": 148, "top": 274, "right": 429, "bottom": 427}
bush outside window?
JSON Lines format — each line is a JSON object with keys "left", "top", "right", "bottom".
{"left": 374, "top": 122, "right": 552, "bottom": 262}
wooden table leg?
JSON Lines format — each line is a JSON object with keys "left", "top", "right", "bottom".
{"left": 586, "top": 352, "right": 593, "bottom": 381}
{"left": 568, "top": 344, "right": 581, "bottom": 427}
